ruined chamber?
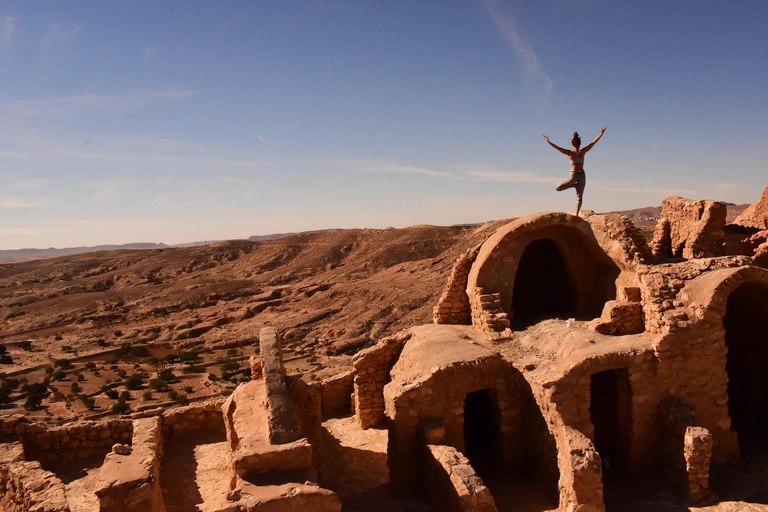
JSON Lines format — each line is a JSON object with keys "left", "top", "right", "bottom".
{"left": 3, "top": 194, "right": 768, "bottom": 512}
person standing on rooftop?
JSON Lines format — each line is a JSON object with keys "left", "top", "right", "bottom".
{"left": 544, "top": 126, "right": 608, "bottom": 217}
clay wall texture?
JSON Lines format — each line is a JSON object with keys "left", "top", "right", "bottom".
{"left": 0, "top": 442, "right": 69, "bottom": 512}
{"left": 96, "top": 416, "right": 166, "bottom": 512}
{"left": 385, "top": 351, "right": 558, "bottom": 493}
{"left": 423, "top": 444, "right": 497, "bottom": 512}
{"left": 0, "top": 416, "right": 132, "bottom": 466}
{"left": 650, "top": 197, "right": 727, "bottom": 259}
{"left": 659, "top": 399, "right": 713, "bottom": 500}
{"left": 433, "top": 251, "right": 475, "bottom": 325}
{"left": 732, "top": 185, "right": 768, "bottom": 230}
{"left": 353, "top": 332, "right": 409, "bottom": 429}
{"left": 313, "top": 370, "right": 353, "bottom": 419}
{"left": 467, "top": 213, "right": 619, "bottom": 332}
{"left": 160, "top": 400, "right": 225, "bottom": 440}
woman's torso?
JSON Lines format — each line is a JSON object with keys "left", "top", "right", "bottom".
{"left": 569, "top": 150, "right": 585, "bottom": 171}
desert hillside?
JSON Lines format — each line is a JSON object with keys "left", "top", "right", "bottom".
{"left": 0, "top": 221, "right": 509, "bottom": 363}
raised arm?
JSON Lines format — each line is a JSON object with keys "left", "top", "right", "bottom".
{"left": 543, "top": 135, "right": 572, "bottom": 156}
{"left": 581, "top": 125, "right": 607, "bottom": 154}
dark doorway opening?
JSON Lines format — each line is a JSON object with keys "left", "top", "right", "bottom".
{"left": 464, "top": 389, "right": 499, "bottom": 475}
{"left": 512, "top": 238, "right": 575, "bottom": 328}
{"left": 590, "top": 369, "right": 632, "bottom": 475}
{"left": 724, "top": 282, "right": 768, "bottom": 456}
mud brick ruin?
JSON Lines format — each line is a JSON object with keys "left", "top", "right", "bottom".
{"left": 1, "top": 189, "right": 767, "bottom": 511}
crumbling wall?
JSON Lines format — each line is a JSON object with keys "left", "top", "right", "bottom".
{"left": 637, "top": 256, "right": 749, "bottom": 335}
{"left": 650, "top": 197, "right": 727, "bottom": 259}
{"left": 385, "top": 353, "right": 557, "bottom": 495}
{"left": 353, "top": 332, "right": 410, "bottom": 429}
{"left": 468, "top": 290, "right": 511, "bottom": 336}
{"left": 588, "top": 214, "right": 652, "bottom": 267}
{"left": 590, "top": 299, "right": 644, "bottom": 335}
{"left": 95, "top": 417, "right": 166, "bottom": 512}
{"left": 658, "top": 399, "right": 712, "bottom": 501}
{"left": 652, "top": 265, "right": 768, "bottom": 463}
{"left": 260, "top": 327, "right": 301, "bottom": 444}
{"left": 433, "top": 250, "right": 475, "bottom": 325}
{"left": 0, "top": 442, "right": 69, "bottom": 512}
{"left": 0, "top": 416, "right": 132, "bottom": 466}
{"left": 732, "top": 185, "right": 768, "bottom": 230}
{"left": 423, "top": 444, "right": 497, "bottom": 512}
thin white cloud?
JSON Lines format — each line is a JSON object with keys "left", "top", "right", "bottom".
{"left": 41, "top": 21, "right": 80, "bottom": 49}
{"left": 469, "top": 169, "right": 558, "bottom": 184}
{"left": 3, "top": 16, "right": 14, "bottom": 46}
{"left": 217, "top": 176, "right": 250, "bottom": 184}
{"left": 0, "top": 88, "right": 197, "bottom": 123}
{"left": 9, "top": 178, "right": 52, "bottom": 190}
{"left": 144, "top": 46, "right": 159, "bottom": 56}
{"left": 485, "top": 0, "right": 553, "bottom": 107}
{"left": 83, "top": 181, "right": 132, "bottom": 202}
{"left": 0, "top": 197, "right": 41, "bottom": 208}
{"left": 0, "top": 136, "right": 274, "bottom": 171}
{"left": 337, "top": 159, "right": 454, "bottom": 178}
{"left": 258, "top": 134, "right": 279, "bottom": 146}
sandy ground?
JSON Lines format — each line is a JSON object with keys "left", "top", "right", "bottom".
{"left": 63, "top": 466, "right": 101, "bottom": 512}
{"left": 161, "top": 434, "right": 231, "bottom": 512}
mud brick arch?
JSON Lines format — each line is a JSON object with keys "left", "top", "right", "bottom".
{"left": 467, "top": 212, "right": 621, "bottom": 330}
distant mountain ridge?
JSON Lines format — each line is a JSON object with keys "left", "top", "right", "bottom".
{"left": 0, "top": 202, "right": 753, "bottom": 263}
{"left": 0, "top": 242, "right": 196, "bottom": 263}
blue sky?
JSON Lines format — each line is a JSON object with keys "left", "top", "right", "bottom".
{"left": 1, "top": 1, "right": 766, "bottom": 249}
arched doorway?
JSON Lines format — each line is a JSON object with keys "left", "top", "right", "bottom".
{"left": 512, "top": 238, "right": 575, "bottom": 327}
{"left": 589, "top": 368, "right": 632, "bottom": 473}
{"left": 724, "top": 282, "right": 768, "bottom": 454}
{"left": 463, "top": 387, "right": 560, "bottom": 511}
{"left": 464, "top": 389, "right": 500, "bottom": 474}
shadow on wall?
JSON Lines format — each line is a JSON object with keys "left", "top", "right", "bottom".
{"left": 724, "top": 281, "right": 768, "bottom": 456}
{"left": 512, "top": 238, "right": 576, "bottom": 328}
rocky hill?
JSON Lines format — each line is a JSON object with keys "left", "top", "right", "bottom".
{"left": 0, "top": 221, "right": 510, "bottom": 363}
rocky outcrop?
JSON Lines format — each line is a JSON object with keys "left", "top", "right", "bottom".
{"left": 732, "top": 185, "right": 768, "bottom": 230}
{"left": 650, "top": 197, "right": 727, "bottom": 259}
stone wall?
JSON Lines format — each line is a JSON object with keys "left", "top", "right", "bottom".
{"left": 423, "top": 444, "right": 497, "bottom": 512}
{"left": 260, "top": 327, "right": 301, "bottom": 444}
{"left": 95, "top": 416, "right": 166, "bottom": 512}
{"left": 313, "top": 370, "right": 354, "bottom": 420}
{"left": 0, "top": 416, "right": 132, "bottom": 466}
{"left": 159, "top": 400, "right": 225, "bottom": 440}
{"left": 589, "top": 300, "right": 644, "bottom": 335}
{"left": 433, "top": 250, "right": 475, "bottom": 325}
{"left": 659, "top": 399, "right": 712, "bottom": 501}
{"left": 353, "top": 332, "right": 410, "bottom": 429}
{"left": 385, "top": 352, "right": 558, "bottom": 496}
{"left": 637, "top": 256, "right": 749, "bottom": 335}
{"left": 588, "top": 214, "right": 652, "bottom": 267}
{"left": 650, "top": 197, "right": 727, "bottom": 259}
{"left": 0, "top": 442, "right": 69, "bottom": 512}
{"left": 467, "top": 289, "right": 511, "bottom": 336}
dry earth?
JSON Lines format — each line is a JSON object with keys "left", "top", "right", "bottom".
{"left": 0, "top": 222, "right": 509, "bottom": 420}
